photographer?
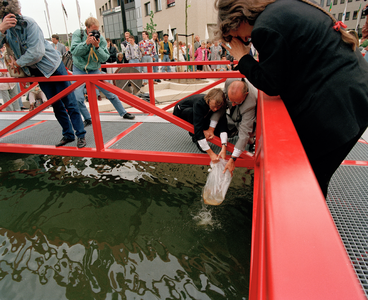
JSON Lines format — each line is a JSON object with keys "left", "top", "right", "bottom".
{"left": 71, "top": 17, "right": 135, "bottom": 126}
{"left": 0, "top": 0, "right": 86, "bottom": 148}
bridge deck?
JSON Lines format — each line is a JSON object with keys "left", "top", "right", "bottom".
{"left": 0, "top": 111, "right": 252, "bottom": 167}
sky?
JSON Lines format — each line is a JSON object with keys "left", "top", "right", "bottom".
{"left": 19, "top": 0, "right": 97, "bottom": 39}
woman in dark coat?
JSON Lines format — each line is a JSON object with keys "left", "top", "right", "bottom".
{"left": 174, "top": 88, "right": 228, "bottom": 163}
{"left": 216, "top": 0, "right": 368, "bottom": 197}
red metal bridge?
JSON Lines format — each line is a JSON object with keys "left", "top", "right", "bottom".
{"left": 0, "top": 61, "right": 367, "bottom": 299}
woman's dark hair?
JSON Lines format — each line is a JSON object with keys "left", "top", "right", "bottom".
{"left": 214, "top": 0, "right": 357, "bottom": 50}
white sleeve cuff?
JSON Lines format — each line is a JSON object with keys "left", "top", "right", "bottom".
{"left": 198, "top": 138, "right": 210, "bottom": 151}
{"left": 209, "top": 120, "right": 218, "bottom": 128}
{"left": 220, "top": 132, "right": 228, "bottom": 144}
{"left": 232, "top": 148, "right": 242, "bottom": 158}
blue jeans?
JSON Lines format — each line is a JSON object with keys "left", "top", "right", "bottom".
{"left": 161, "top": 54, "right": 172, "bottom": 72}
{"left": 129, "top": 58, "right": 142, "bottom": 73}
{"left": 30, "top": 62, "right": 86, "bottom": 139}
{"left": 153, "top": 54, "right": 159, "bottom": 73}
{"left": 141, "top": 55, "right": 153, "bottom": 84}
{"left": 73, "top": 66, "right": 127, "bottom": 120}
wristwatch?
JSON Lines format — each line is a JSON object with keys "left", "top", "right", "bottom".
{"left": 231, "top": 157, "right": 237, "bottom": 162}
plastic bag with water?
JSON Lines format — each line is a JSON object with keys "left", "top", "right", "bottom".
{"left": 202, "top": 158, "right": 232, "bottom": 205}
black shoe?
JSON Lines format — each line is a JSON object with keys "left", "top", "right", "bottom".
{"left": 20, "top": 106, "right": 27, "bottom": 110}
{"left": 155, "top": 79, "right": 162, "bottom": 83}
{"left": 55, "top": 137, "right": 75, "bottom": 147}
{"left": 77, "top": 137, "right": 86, "bottom": 148}
{"left": 84, "top": 119, "right": 92, "bottom": 127}
{"left": 123, "top": 113, "right": 135, "bottom": 119}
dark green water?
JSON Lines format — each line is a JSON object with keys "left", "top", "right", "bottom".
{"left": 0, "top": 153, "right": 253, "bottom": 300}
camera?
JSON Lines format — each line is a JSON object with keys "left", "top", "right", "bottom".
{"left": 12, "top": 14, "right": 27, "bottom": 28}
{"left": 90, "top": 30, "right": 100, "bottom": 40}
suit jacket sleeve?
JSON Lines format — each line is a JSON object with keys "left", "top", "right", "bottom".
{"left": 237, "top": 27, "right": 291, "bottom": 96}
{"left": 193, "top": 98, "right": 208, "bottom": 141}
{"left": 234, "top": 104, "right": 256, "bottom": 151}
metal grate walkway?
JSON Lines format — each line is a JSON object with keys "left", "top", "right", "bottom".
{"left": 0, "top": 111, "right": 240, "bottom": 157}
{"left": 327, "top": 140, "right": 368, "bottom": 297}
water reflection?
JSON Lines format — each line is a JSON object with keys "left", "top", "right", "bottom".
{"left": 0, "top": 153, "right": 253, "bottom": 300}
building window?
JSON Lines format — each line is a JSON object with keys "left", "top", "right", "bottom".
{"left": 345, "top": 11, "right": 350, "bottom": 20}
{"left": 155, "top": 0, "right": 162, "bottom": 12}
{"left": 320, "top": 0, "right": 324, "bottom": 7}
{"left": 338, "top": 12, "right": 343, "bottom": 20}
{"left": 145, "top": 2, "right": 151, "bottom": 16}
{"left": 333, "top": 0, "right": 337, "bottom": 5}
{"left": 326, "top": 0, "right": 331, "bottom": 6}
{"left": 99, "top": 8, "right": 102, "bottom": 15}
{"left": 348, "top": 0, "right": 352, "bottom": 2}
{"left": 340, "top": 0, "right": 344, "bottom": 3}
{"left": 167, "top": 0, "right": 175, "bottom": 8}
{"left": 353, "top": 10, "right": 358, "bottom": 20}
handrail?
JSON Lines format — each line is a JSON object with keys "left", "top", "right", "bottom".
{"left": 0, "top": 60, "right": 254, "bottom": 168}
{"left": 250, "top": 92, "right": 366, "bottom": 299}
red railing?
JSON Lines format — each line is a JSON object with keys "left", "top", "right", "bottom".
{"left": 0, "top": 61, "right": 254, "bottom": 168}
{"left": 250, "top": 92, "right": 366, "bottom": 299}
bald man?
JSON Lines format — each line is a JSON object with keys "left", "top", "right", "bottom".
{"left": 205, "top": 78, "right": 257, "bottom": 175}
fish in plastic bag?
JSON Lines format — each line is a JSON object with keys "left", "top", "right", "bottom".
{"left": 202, "top": 158, "right": 232, "bottom": 205}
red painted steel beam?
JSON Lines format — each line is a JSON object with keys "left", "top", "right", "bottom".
{"left": 0, "top": 82, "right": 37, "bottom": 111}
{"left": 3, "top": 120, "right": 47, "bottom": 137}
{"left": 0, "top": 143, "right": 254, "bottom": 168}
{"left": 0, "top": 80, "right": 85, "bottom": 138}
{"left": 90, "top": 79, "right": 252, "bottom": 162}
{"left": 249, "top": 93, "right": 365, "bottom": 300}
{"left": 341, "top": 160, "right": 368, "bottom": 166}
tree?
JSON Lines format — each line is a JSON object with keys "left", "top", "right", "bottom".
{"left": 144, "top": 11, "right": 157, "bottom": 39}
